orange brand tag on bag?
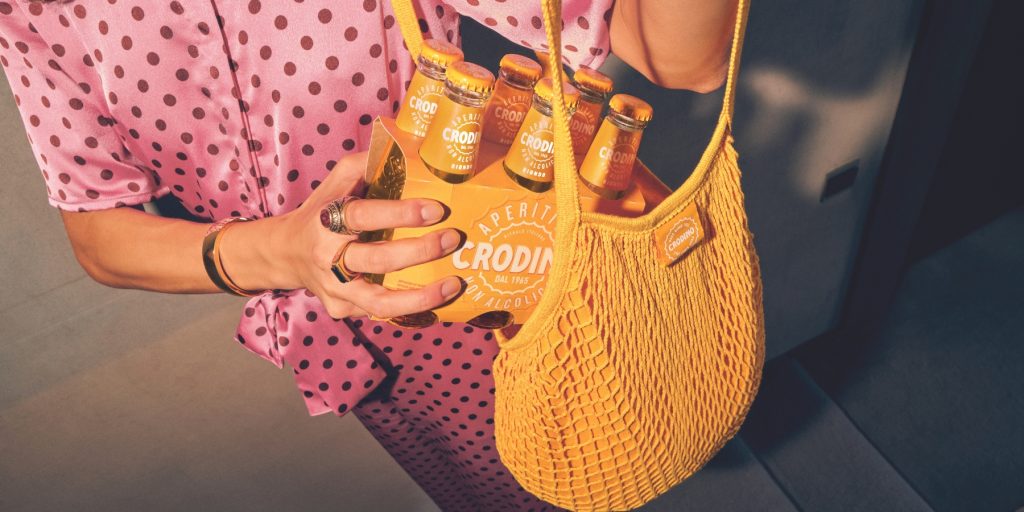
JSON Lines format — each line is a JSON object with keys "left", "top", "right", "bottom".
{"left": 653, "top": 201, "right": 704, "bottom": 266}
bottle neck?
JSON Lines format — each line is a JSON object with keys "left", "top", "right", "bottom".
{"left": 444, "top": 82, "right": 490, "bottom": 108}
{"left": 531, "top": 93, "right": 576, "bottom": 118}
{"left": 575, "top": 84, "right": 609, "bottom": 105}
{"left": 497, "top": 69, "right": 538, "bottom": 91}
{"left": 606, "top": 109, "right": 649, "bottom": 132}
{"left": 416, "top": 57, "right": 448, "bottom": 81}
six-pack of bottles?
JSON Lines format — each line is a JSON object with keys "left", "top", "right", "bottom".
{"left": 361, "top": 40, "right": 665, "bottom": 328}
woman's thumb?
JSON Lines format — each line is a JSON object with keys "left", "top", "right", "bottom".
{"left": 322, "top": 150, "right": 370, "bottom": 196}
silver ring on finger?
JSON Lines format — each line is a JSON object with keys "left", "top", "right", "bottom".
{"left": 331, "top": 240, "right": 363, "bottom": 284}
{"left": 320, "top": 196, "right": 362, "bottom": 236}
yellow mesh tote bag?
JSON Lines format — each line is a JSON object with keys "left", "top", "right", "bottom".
{"left": 390, "top": 0, "right": 764, "bottom": 509}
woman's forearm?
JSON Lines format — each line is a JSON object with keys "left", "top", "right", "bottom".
{"left": 58, "top": 207, "right": 294, "bottom": 294}
{"left": 610, "top": 0, "right": 738, "bottom": 92}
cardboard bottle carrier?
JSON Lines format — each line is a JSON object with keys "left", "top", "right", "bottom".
{"left": 360, "top": 67, "right": 670, "bottom": 328}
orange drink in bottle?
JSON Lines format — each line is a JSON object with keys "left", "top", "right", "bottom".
{"left": 569, "top": 68, "right": 614, "bottom": 155}
{"left": 503, "top": 78, "right": 581, "bottom": 193}
{"left": 395, "top": 39, "right": 464, "bottom": 137}
{"left": 481, "top": 54, "right": 543, "bottom": 145}
{"left": 578, "top": 94, "right": 653, "bottom": 199}
{"left": 419, "top": 61, "right": 495, "bottom": 183}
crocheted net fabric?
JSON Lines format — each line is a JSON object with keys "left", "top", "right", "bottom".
{"left": 492, "top": 133, "right": 765, "bottom": 511}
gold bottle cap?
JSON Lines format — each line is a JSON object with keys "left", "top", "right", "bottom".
{"left": 445, "top": 61, "right": 495, "bottom": 94}
{"left": 534, "top": 78, "right": 581, "bottom": 111}
{"left": 534, "top": 50, "right": 554, "bottom": 78}
{"left": 573, "top": 67, "right": 614, "bottom": 94}
{"left": 609, "top": 94, "right": 653, "bottom": 123}
{"left": 419, "top": 39, "right": 464, "bottom": 67}
{"left": 499, "top": 54, "right": 543, "bottom": 83}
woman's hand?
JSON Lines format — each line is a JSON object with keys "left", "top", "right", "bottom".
{"left": 57, "top": 149, "right": 462, "bottom": 317}
{"left": 221, "top": 151, "right": 464, "bottom": 320}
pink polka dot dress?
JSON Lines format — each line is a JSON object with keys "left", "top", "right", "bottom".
{"left": 1, "top": 1, "right": 611, "bottom": 510}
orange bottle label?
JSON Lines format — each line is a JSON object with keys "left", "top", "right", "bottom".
{"left": 579, "top": 120, "right": 641, "bottom": 193}
{"left": 503, "top": 109, "right": 555, "bottom": 185}
{"left": 653, "top": 201, "right": 704, "bottom": 266}
{"left": 395, "top": 72, "right": 444, "bottom": 137}
{"left": 450, "top": 197, "right": 557, "bottom": 307}
{"left": 570, "top": 99, "right": 602, "bottom": 155}
{"left": 420, "top": 99, "right": 485, "bottom": 177}
{"left": 482, "top": 82, "right": 533, "bottom": 146}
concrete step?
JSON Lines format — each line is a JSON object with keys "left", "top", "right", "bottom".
{"left": 742, "top": 356, "right": 932, "bottom": 512}
{"left": 797, "top": 208, "right": 1024, "bottom": 511}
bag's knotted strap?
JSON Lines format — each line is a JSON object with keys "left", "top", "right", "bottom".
{"left": 391, "top": 0, "right": 424, "bottom": 61}
{"left": 539, "top": 0, "right": 584, "bottom": 232}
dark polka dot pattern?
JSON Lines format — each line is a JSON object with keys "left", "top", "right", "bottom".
{"left": 235, "top": 289, "right": 572, "bottom": 510}
{"left": 352, "top": 322, "right": 567, "bottom": 511}
{"left": 0, "top": 0, "right": 609, "bottom": 216}
{"left": 0, "top": 1, "right": 611, "bottom": 510}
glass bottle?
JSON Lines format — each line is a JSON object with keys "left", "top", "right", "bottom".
{"left": 569, "top": 67, "right": 614, "bottom": 155}
{"left": 419, "top": 61, "right": 495, "bottom": 184}
{"left": 503, "top": 78, "right": 581, "bottom": 193}
{"left": 578, "top": 94, "right": 653, "bottom": 199}
{"left": 481, "top": 54, "right": 543, "bottom": 146}
{"left": 394, "top": 39, "right": 465, "bottom": 137}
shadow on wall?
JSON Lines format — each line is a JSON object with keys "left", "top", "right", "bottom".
{"left": 464, "top": 0, "right": 924, "bottom": 357}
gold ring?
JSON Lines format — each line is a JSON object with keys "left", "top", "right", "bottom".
{"left": 321, "top": 196, "right": 362, "bottom": 235}
{"left": 331, "top": 241, "right": 362, "bottom": 284}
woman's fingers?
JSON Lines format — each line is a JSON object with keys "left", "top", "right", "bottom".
{"left": 335, "top": 276, "right": 463, "bottom": 319}
{"left": 343, "top": 229, "right": 462, "bottom": 274}
{"left": 315, "top": 230, "right": 465, "bottom": 319}
{"left": 320, "top": 299, "right": 369, "bottom": 320}
{"left": 341, "top": 198, "right": 448, "bottom": 232}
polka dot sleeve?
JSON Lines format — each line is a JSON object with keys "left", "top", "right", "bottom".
{"left": 0, "top": 4, "right": 169, "bottom": 212}
{"left": 439, "top": 0, "right": 613, "bottom": 70}
{"left": 236, "top": 291, "right": 392, "bottom": 418}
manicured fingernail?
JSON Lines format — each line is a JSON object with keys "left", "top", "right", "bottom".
{"left": 421, "top": 202, "right": 445, "bottom": 224}
{"left": 441, "top": 277, "right": 462, "bottom": 300}
{"left": 440, "top": 229, "right": 461, "bottom": 252}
